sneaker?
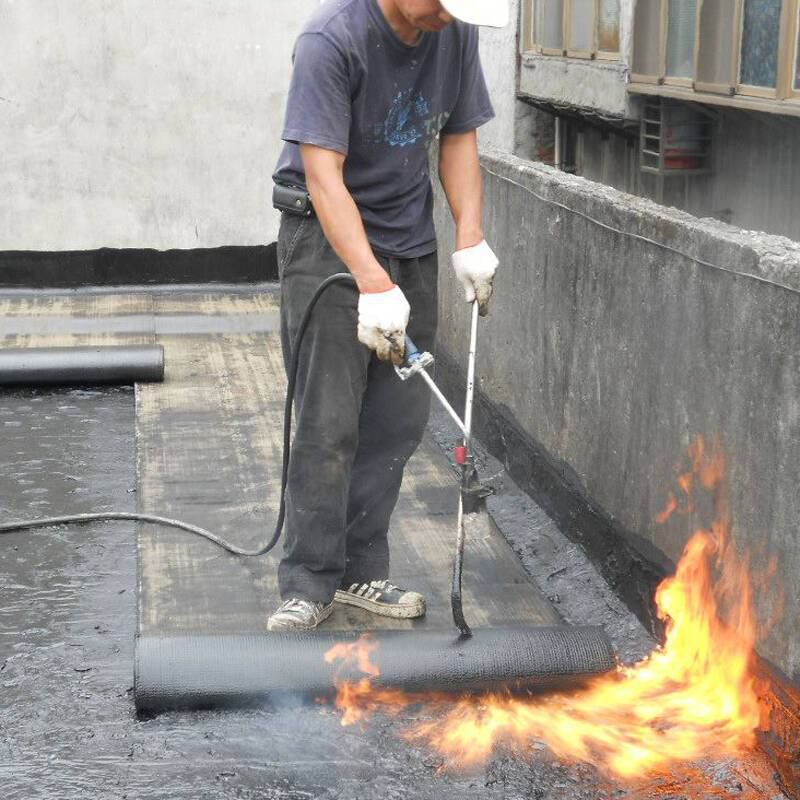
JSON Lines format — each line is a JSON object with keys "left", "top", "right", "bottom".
{"left": 334, "top": 580, "right": 426, "bottom": 619}
{"left": 267, "top": 598, "right": 334, "bottom": 632}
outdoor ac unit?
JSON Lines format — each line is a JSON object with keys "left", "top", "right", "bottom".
{"left": 640, "top": 98, "right": 713, "bottom": 176}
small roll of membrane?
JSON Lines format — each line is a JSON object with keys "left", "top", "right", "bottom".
{"left": 0, "top": 345, "right": 165, "bottom": 386}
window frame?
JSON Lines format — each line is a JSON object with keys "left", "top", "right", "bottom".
{"left": 595, "top": 0, "right": 623, "bottom": 59}
{"left": 630, "top": 0, "right": 800, "bottom": 107}
{"left": 525, "top": 0, "right": 622, "bottom": 60}
{"left": 785, "top": 1, "right": 800, "bottom": 97}
{"left": 565, "top": 0, "right": 596, "bottom": 59}
{"left": 735, "top": 0, "right": 792, "bottom": 99}
{"left": 662, "top": 0, "right": 697, "bottom": 89}
{"left": 630, "top": 0, "right": 667, "bottom": 84}
{"left": 693, "top": 0, "right": 741, "bottom": 95}
{"left": 539, "top": 0, "right": 569, "bottom": 56}
{"left": 521, "top": 0, "right": 537, "bottom": 52}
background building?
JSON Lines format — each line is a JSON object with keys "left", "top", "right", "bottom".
{"left": 482, "top": 0, "right": 800, "bottom": 240}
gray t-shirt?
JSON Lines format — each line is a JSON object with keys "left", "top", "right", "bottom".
{"left": 273, "top": 0, "right": 495, "bottom": 259}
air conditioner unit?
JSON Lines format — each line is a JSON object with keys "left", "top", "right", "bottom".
{"left": 640, "top": 98, "right": 713, "bottom": 176}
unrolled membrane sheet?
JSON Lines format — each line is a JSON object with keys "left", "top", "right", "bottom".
{"left": 128, "top": 289, "right": 616, "bottom": 714}
{"left": 0, "top": 345, "right": 164, "bottom": 385}
{"left": 134, "top": 627, "right": 616, "bottom": 713}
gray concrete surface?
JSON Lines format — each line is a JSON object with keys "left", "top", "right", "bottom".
{"left": 661, "top": 109, "right": 800, "bottom": 243}
{"left": 0, "top": 0, "right": 317, "bottom": 251}
{"left": 477, "top": 0, "right": 520, "bottom": 153}
{"left": 479, "top": 0, "right": 555, "bottom": 169}
{"left": 433, "top": 148, "right": 800, "bottom": 679}
{"left": 519, "top": 55, "right": 632, "bottom": 119}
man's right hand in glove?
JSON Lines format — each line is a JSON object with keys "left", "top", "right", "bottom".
{"left": 299, "top": 144, "right": 410, "bottom": 364}
{"left": 357, "top": 285, "right": 410, "bottom": 366}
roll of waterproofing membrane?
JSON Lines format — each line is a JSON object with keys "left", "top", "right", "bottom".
{"left": 134, "top": 626, "right": 616, "bottom": 713}
{"left": 0, "top": 345, "right": 165, "bottom": 386}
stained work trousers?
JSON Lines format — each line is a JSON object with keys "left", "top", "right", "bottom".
{"left": 277, "top": 213, "right": 438, "bottom": 603}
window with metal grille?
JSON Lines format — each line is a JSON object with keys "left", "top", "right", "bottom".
{"left": 640, "top": 98, "right": 713, "bottom": 175}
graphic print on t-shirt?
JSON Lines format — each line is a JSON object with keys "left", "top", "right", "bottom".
{"left": 367, "top": 88, "right": 452, "bottom": 148}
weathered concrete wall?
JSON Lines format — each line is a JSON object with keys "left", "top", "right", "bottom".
{"left": 575, "top": 126, "right": 639, "bottom": 193}
{"left": 0, "top": 0, "right": 315, "bottom": 251}
{"left": 478, "top": 0, "right": 553, "bottom": 163}
{"left": 683, "top": 110, "right": 800, "bottom": 242}
{"left": 519, "top": 55, "right": 631, "bottom": 118}
{"left": 434, "top": 149, "right": 800, "bottom": 678}
{"left": 478, "top": 0, "right": 520, "bottom": 152}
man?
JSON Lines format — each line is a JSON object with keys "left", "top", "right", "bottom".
{"left": 268, "top": 0, "right": 506, "bottom": 631}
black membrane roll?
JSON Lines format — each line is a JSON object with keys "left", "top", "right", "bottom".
{"left": 0, "top": 345, "right": 165, "bottom": 386}
{"left": 134, "top": 626, "right": 616, "bottom": 713}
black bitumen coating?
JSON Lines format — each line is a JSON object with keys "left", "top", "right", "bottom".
{"left": 0, "top": 387, "right": 794, "bottom": 799}
{"left": 0, "top": 244, "right": 278, "bottom": 289}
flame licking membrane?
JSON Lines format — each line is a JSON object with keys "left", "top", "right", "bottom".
{"left": 324, "top": 437, "right": 766, "bottom": 777}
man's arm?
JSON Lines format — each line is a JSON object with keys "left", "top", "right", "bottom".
{"left": 438, "top": 130, "right": 499, "bottom": 316}
{"left": 438, "top": 130, "right": 485, "bottom": 251}
{"left": 301, "top": 143, "right": 409, "bottom": 363}
{"left": 301, "top": 144, "right": 393, "bottom": 293}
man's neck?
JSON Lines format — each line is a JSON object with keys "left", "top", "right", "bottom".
{"left": 377, "top": 0, "right": 422, "bottom": 45}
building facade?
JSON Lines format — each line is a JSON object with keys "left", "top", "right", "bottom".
{"left": 482, "top": 0, "right": 800, "bottom": 242}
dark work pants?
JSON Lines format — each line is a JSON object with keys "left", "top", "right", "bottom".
{"left": 277, "top": 213, "right": 438, "bottom": 604}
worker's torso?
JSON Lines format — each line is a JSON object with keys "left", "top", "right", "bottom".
{"left": 273, "top": 0, "right": 482, "bottom": 259}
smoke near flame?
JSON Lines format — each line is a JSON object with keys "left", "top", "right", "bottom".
{"left": 325, "top": 436, "right": 769, "bottom": 778}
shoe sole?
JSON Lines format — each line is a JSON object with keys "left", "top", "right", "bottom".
{"left": 267, "top": 603, "right": 334, "bottom": 632}
{"left": 334, "top": 590, "right": 426, "bottom": 619}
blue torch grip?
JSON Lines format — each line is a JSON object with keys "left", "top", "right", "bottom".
{"left": 404, "top": 335, "right": 421, "bottom": 364}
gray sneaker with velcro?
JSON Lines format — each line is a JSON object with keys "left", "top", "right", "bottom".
{"left": 267, "top": 598, "right": 334, "bottom": 631}
{"left": 334, "top": 579, "right": 426, "bottom": 619}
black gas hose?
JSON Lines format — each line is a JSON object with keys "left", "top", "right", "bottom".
{"left": 0, "top": 273, "right": 357, "bottom": 557}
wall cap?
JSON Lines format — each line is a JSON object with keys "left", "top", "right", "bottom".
{"left": 479, "top": 149, "right": 800, "bottom": 295}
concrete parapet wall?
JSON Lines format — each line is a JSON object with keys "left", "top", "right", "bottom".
{"left": 477, "top": 0, "right": 520, "bottom": 153}
{"left": 433, "top": 149, "right": 800, "bottom": 678}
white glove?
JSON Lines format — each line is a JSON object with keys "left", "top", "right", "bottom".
{"left": 357, "top": 285, "right": 410, "bottom": 365}
{"left": 452, "top": 239, "right": 499, "bottom": 317}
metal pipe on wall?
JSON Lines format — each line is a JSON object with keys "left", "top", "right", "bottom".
{"left": 554, "top": 116, "right": 562, "bottom": 170}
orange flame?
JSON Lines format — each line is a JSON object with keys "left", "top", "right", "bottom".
{"left": 325, "top": 437, "right": 768, "bottom": 778}
{"left": 324, "top": 637, "right": 381, "bottom": 677}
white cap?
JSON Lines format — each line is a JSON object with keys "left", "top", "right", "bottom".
{"left": 440, "top": 0, "right": 509, "bottom": 27}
